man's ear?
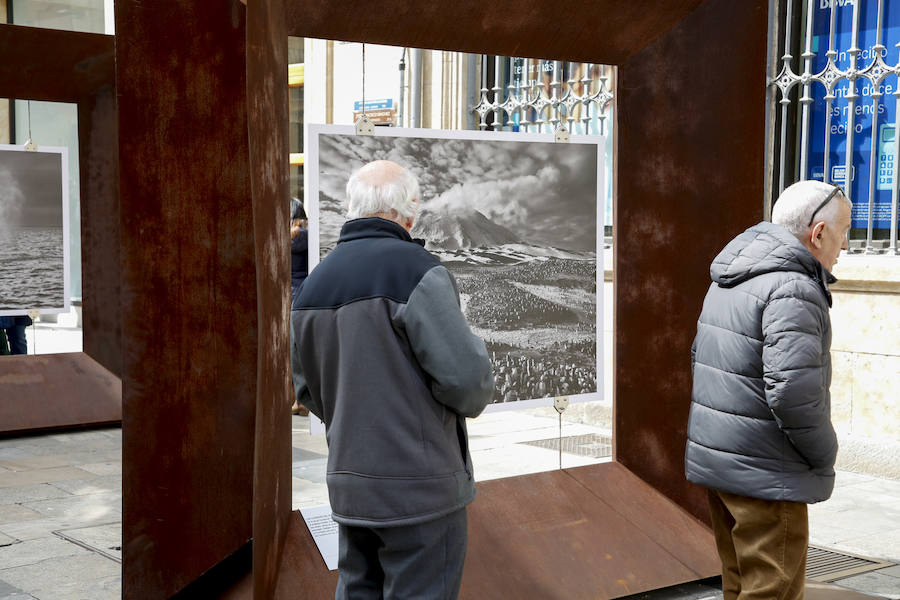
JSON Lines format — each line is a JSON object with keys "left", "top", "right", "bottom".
{"left": 809, "top": 221, "right": 826, "bottom": 248}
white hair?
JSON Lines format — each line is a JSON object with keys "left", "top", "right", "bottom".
{"left": 346, "top": 161, "right": 419, "bottom": 220}
{"left": 771, "top": 180, "right": 852, "bottom": 237}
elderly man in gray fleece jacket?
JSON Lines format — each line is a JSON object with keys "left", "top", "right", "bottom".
{"left": 292, "top": 160, "right": 494, "bottom": 600}
{"left": 686, "top": 180, "right": 851, "bottom": 600}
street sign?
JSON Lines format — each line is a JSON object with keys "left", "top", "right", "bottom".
{"left": 353, "top": 98, "right": 393, "bottom": 111}
{"left": 352, "top": 108, "right": 396, "bottom": 126}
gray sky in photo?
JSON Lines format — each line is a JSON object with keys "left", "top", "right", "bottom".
{"left": 0, "top": 149, "right": 64, "bottom": 229}
{"left": 318, "top": 133, "right": 598, "bottom": 252}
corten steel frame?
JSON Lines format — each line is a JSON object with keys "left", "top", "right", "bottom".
{"left": 0, "top": 24, "right": 121, "bottom": 434}
{"left": 114, "top": 0, "right": 292, "bottom": 598}
{"left": 0, "top": 0, "right": 768, "bottom": 598}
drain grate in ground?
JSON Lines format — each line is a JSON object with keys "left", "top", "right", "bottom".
{"left": 807, "top": 545, "right": 895, "bottom": 582}
{"left": 520, "top": 433, "right": 612, "bottom": 458}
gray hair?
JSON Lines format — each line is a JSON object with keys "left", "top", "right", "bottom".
{"left": 771, "top": 180, "right": 852, "bottom": 237}
{"left": 346, "top": 161, "right": 419, "bottom": 220}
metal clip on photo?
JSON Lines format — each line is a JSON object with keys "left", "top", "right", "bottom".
{"left": 355, "top": 114, "right": 375, "bottom": 136}
{"left": 554, "top": 125, "right": 570, "bottom": 143}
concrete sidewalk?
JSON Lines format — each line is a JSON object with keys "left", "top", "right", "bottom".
{"left": 2, "top": 412, "right": 900, "bottom": 599}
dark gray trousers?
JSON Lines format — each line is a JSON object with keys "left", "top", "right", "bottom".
{"left": 335, "top": 508, "right": 468, "bottom": 600}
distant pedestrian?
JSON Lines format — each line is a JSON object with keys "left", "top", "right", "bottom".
{"left": 291, "top": 160, "right": 494, "bottom": 599}
{"left": 0, "top": 315, "right": 32, "bottom": 355}
{"left": 290, "top": 197, "right": 308, "bottom": 307}
{"left": 289, "top": 197, "right": 310, "bottom": 417}
{"left": 686, "top": 180, "right": 850, "bottom": 600}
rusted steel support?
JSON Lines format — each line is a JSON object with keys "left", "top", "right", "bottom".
{"left": 0, "top": 25, "right": 113, "bottom": 103}
{"left": 246, "top": 0, "right": 292, "bottom": 597}
{"left": 115, "top": 2, "right": 258, "bottom": 597}
{"left": 285, "top": 0, "right": 704, "bottom": 65}
{"left": 615, "top": 0, "right": 769, "bottom": 522}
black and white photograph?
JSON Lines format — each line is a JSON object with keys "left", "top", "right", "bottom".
{"left": 308, "top": 126, "right": 603, "bottom": 409}
{"left": 0, "top": 145, "right": 70, "bottom": 316}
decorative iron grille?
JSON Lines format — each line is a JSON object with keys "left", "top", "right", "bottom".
{"left": 768, "top": 0, "right": 900, "bottom": 253}
{"left": 473, "top": 58, "right": 615, "bottom": 136}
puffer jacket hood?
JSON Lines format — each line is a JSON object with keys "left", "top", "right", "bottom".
{"left": 685, "top": 221, "right": 839, "bottom": 504}
{"left": 710, "top": 221, "right": 836, "bottom": 305}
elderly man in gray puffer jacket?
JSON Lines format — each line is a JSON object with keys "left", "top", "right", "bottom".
{"left": 686, "top": 180, "right": 851, "bottom": 600}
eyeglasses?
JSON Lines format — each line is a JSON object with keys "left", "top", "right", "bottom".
{"left": 807, "top": 184, "right": 843, "bottom": 227}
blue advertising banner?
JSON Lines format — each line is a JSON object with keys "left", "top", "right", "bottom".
{"left": 806, "top": 0, "right": 900, "bottom": 229}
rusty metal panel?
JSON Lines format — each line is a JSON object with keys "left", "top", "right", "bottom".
{"left": 273, "top": 465, "right": 716, "bottom": 599}
{"left": 285, "top": 0, "right": 704, "bottom": 64}
{"left": 273, "top": 512, "right": 340, "bottom": 599}
{"left": 614, "top": 0, "right": 769, "bottom": 522}
{"left": 565, "top": 462, "right": 719, "bottom": 578}
{"left": 246, "top": 0, "right": 292, "bottom": 597}
{"left": 0, "top": 24, "right": 113, "bottom": 103}
{"left": 0, "top": 353, "right": 120, "bottom": 434}
{"left": 78, "top": 86, "right": 121, "bottom": 378}
{"left": 116, "top": 2, "right": 257, "bottom": 597}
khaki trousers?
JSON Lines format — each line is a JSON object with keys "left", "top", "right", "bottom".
{"left": 707, "top": 489, "right": 809, "bottom": 600}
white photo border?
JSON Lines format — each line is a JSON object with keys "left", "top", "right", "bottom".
{"left": 306, "top": 124, "right": 605, "bottom": 418}
{"left": 0, "top": 144, "right": 71, "bottom": 317}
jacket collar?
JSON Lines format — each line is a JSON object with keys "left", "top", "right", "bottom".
{"left": 338, "top": 217, "right": 413, "bottom": 244}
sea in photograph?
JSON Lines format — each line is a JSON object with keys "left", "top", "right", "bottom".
{"left": 0, "top": 227, "right": 65, "bottom": 311}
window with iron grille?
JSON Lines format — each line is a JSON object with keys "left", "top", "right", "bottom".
{"left": 768, "top": 0, "right": 900, "bottom": 253}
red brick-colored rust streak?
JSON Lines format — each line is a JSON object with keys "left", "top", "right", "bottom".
{"left": 285, "top": 0, "right": 703, "bottom": 64}
{"left": 0, "top": 24, "right": 113, "bottom": 102}
{"left": 246, "top": 0, "right": 291, "bottom": 597}
{"left": 117, "top": 2, "right": 257, "bottom": 597}
{"left": 615, "top": 0, "right": 769, "bottom": 522}
{"left": 78, "top": 85, "right": 121, "bottom": 378}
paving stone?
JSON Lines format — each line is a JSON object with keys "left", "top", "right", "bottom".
{"left": 0, "top": 579, "right": 35, "bottom": 600}
{"left": 0, "top": 506, "right": 41, "bottom": 527}
{"left": 878, "top": 564, "right": 900, "bottom": 579}
{"left": 0, "top": 457, "right": 72, "bottom": 472}
{"left": 22, "top": 492, "right": 120, "bottom": 524}
{"left": 75, "top": 462, "right": 121, "bottom": 477}
{"left": 291, "top": 459, "right": 327, "bottom": 484}
{"left": 48, "top": 475, "right": 121, "bottom": 496}
{"left": 825, "top": 528, "right": 900, "bottom": 564}
{"left": 0, "top": 537, "right": 88, "bottom": 570}
{"left": 0, "top": 518, "right": 72, "bottom": 542}
{"left": 55, "top": 522, "right": 121, "bottom": 561}
{"left": 0, "top": 468, "right": 94, "bottom": 490}
{"left": 58, "top": 449, "right": 122, "bottom": 466}
{"left": 30, "top": 575, "right": 120, "bottom": 600}
{"left": 807, "top": 504, "right": 900, "bottom": 538}
{"left": 292, "top": 447, "right": 326, "bottom": 462}
{"left": 833, "top": 471, "right": 876, "bottom": 487}
{"left": 0, "top": 554, "right": 119, "bottom": 598}
{"left": 0, "top": 484, "right": 71, "bottom": 505}
{"left": 834, "top": 571, "right": 900, "bottom": 599}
